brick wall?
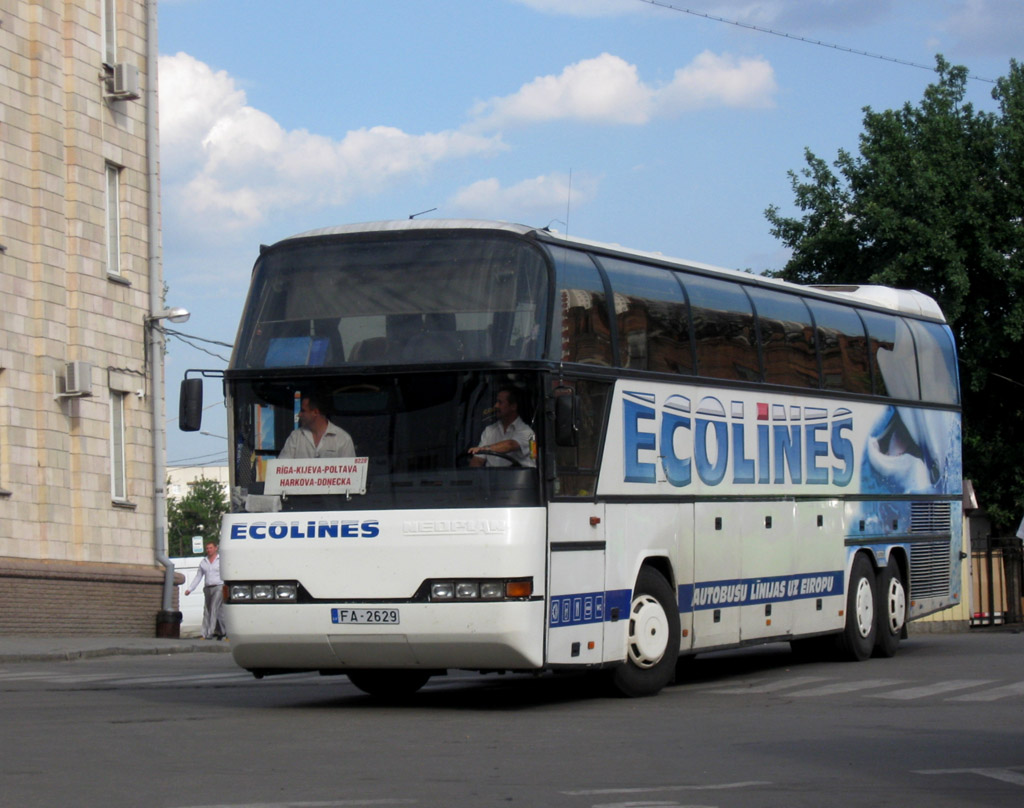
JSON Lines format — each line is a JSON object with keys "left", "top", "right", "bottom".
{"left": 0, "top": 557, "right": 180, "bottom": 637}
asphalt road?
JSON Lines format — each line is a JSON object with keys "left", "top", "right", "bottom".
{"left": 1, "top": 630, "right": 1022, "bottom": 808}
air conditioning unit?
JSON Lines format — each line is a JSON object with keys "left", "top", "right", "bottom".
{"left": 65, "top": 361, "right": 94, "bottom": 397}
{"left": 107, "top": 62, "right": 141, "bottom": 100}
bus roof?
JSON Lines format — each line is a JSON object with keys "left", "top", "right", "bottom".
{"left": 275, "top": 219, "right": 946, "bottom": 323}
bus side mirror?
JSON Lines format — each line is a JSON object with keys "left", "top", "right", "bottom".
{"left": 555, "top": 393, "right": 578, "bottom": 447}
{"left": 179, "top": 378, "right": 203, "bottom": 432}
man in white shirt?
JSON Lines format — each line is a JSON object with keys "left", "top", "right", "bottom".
{"left": 468, "top": 387, "right": 535, "bottom": 468}
{"left": 278, "top": 394, "right": 355, "bottom": 459}
{"left": 185, "top": 542, "right": 226, "bottom": 640}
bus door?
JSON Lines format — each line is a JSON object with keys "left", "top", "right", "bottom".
{"left": 738, "top": 500, "right": 796, "bottom": 642}
{"left": 691, "top": 502, "right": 742, "bottom": 649}
{"left": 546, "top": 502, "right": 606, "bottom": 666}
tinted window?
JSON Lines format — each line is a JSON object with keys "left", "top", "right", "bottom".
{"left": 748, "top": 288, "right": 819, "bottom": 388}
{"left": 553, "top": 378, "right": 611, "bottom": 498}
{"left": 905, "top": 319, "right": 958, "bottom": 405}
{"left": 237, "top": 234, "right": 548, "bottom": 369}
{"left": 806, "top": 299, "right": 872, "bottom": 394}
{"left": 597, "top": 257, "right": 694, "bottom": 374}
{"left": 860, "top": 311, "right": 919, "bottom": 399}
{"left": 548, "top": 247, "right": 614, "bottom": 366}
{"left": 682, "top": 274, "right": 760, "bottom": 382}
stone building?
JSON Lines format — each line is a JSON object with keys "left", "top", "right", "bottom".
{"left": 1, "top": 0, "right": 175, "bottom": 635}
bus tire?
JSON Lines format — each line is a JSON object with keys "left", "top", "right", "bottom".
{"left": 837, "top": 553, "right": 877, "bottom": 661}
{"left": 346, "top": 669, "right": 431, "bottom": 699}
{"left": 608, "top": 567, "right": 680, "bottom": 697}
{"left": 874, "top": 556, "right": 906, "bottom": 658}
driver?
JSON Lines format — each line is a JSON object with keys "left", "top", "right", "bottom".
{"left": 468, "top": 387, "right": 536, "bottom": 468}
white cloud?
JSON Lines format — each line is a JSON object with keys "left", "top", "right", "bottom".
{"left": 511, "top": 0, "right": 641, "bottom": 16}
{"left": 158, "top": 53, "right": 505, "bottom": 230}
{"left": 655, "top": 50, "right": 778, "bottom": 112}
{"left": 471, "top": 51, "right": 776, "bottom": 129}
{"left": 449, "top": 172, "right": 598, "bottom": 220}
{"left": 937, "top": 0, "right": 1024, "bottom": 57}
{"left": 516, "top": 0, "right": 895, "bottom": 29}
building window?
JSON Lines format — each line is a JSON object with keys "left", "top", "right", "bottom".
{"left": 105, "top": 163, "right": 121, "bottom": 277}
{"left": 103, "top": 0, "right": 118, "bottom": 66}
{"left": 111, "top": 391, "right": 127, "bottom": 501}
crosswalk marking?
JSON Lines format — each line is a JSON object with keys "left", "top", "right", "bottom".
{"left": 702, "top": 675, "right": 830, "bottom": 694}
{"left": 915, "top": 767, "right": 1024, "bottom": 786}
{"left": 872, "top": 679, "right": 995, "bottom": 700}
{"left": 3, "top": 666, "right": 1024, "bottom": 700}
{"left": 0, "top": 669, "right": 320, "bottom": 688}
{"left": 947, "top": 680, "right": 1024, "bottom": 702}
{"left": 787, "top": 678, "right": 902, "bottom": 697}
{"left": 109, "top": 671, "right": 252, "bottom": 685}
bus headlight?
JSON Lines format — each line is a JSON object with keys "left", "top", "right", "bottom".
{"left": 275, "top": 584, "right": 298, "bottom": 601}
{"left": 225, "top": 581, "right": 300, "bottom": 603}
{"left": 424, "top": 578, "right": 532, "bottom": 602}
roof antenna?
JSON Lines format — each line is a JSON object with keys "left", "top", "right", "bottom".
{"left": 565, "top": 169, "right": 572, "bottom": 238}
{"left": 409, "top": 207, "right": 437, "bottom": 219}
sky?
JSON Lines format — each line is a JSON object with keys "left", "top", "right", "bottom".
{"left": 157, "top": 0, "right": 1024, "bottom": 467}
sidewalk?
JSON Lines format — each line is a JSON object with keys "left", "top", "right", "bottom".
{"left": 0, "top": 635, "right": 233, "bottom": 664}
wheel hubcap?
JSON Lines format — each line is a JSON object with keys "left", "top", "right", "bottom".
{"left": 627, "top": 594, "right": 669, "bottom": 668}
{"left": 854, "top": 576, "right": 874, "bottom": 638}
{"left": 885, "top": 577, "right": 906, "bottom": 634}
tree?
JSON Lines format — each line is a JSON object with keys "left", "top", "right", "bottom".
{"left": 167, "top": 477, "right": 228, "bottom": 557}
{"left": 765, "top": 56, "right": 1024, "bottom": 532}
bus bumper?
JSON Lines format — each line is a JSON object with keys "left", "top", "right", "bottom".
{"left": 226, "top": 600, "right": 547, "bottom": 672}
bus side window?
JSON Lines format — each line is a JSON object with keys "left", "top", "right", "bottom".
{"left": 807, "top": 299, "right": 872, "bottom": 394}
{"left": 861, "top": 311, "right": 919, "bottom": 400}
{"left": 548, "top": 248, "right": 614, "bottom": 366}
{"left": 553, "top": 379, "right": 611, "bottom": 498}
{"left": 906, "top": 319, "right": 959, "bottom": 405}
{"left": 596, "top": 257, "right": 694, "bottom": 374}
{"left": 681, "top": 274, "right": 760, "bottom": 382}
{"left": 747, "top": 288, "right": 819, "bottom": 388}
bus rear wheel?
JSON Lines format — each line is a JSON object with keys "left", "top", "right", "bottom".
{"left": 608, "top": 567, "right": 680, "bottom": 697}
{"left": 346, "top": 669, "right": 431, "bottom": 699}
{"left": 874, "top": 557, "right": 906, "bottom": 658}
{"left": 837, "top": 554, "right": 877, "bottom": 661}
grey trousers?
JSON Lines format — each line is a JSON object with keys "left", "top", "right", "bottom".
{"left": 202, "top": 584, "right": 226, "bottom": 639}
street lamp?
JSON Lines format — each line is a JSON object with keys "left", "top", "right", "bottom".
{"left": 146, "top": 306, "right": 190, "bottom": 325}
{"left": 147, "top": 304, "right": 189, "bottom": 637}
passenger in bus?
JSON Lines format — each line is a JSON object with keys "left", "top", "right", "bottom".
{"left": 278, "top": 393, "right": 356, "bottom": 458}
{"left": 468, "top": 387, "right": 536, "bottom": 468}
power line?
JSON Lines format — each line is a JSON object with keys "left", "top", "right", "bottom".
{"left": 160, "top": 327, "right": 233, "bottom": 363}
{"left": 166, "top": 399, "right": 224, "bottom": 424}
{"left": 168, "top": 451, "right": 228, "bottom": 466}
{"left": 636, "top": 0, "right": 997, "bottom": 84}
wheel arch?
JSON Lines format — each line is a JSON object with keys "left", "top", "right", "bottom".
{"left": 636, "top": 554, "right": 676, "bottom": 599}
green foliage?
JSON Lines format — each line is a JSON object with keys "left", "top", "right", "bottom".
{"left": 167, "top": 477, "right": 228, "bottom": 557}
{"left": 765, "top": 56, "right": 1024, "bottom": 532}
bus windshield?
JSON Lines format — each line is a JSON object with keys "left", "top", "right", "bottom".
{"left": 230, "top": 370, "right": 542, "bottom": 513}
{"left": 234, "top": 232, "right": 548, "bottom": 369}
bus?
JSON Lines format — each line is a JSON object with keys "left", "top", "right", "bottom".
{"left": 179, "top": 219, "right": 962, "bottom": 698}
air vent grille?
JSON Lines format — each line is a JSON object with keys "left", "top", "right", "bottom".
{"left": 910, "top": 541, "right": 951, "bottom": 599}
{"left": 910, "top": 501, "right": 952, "bottom": 534}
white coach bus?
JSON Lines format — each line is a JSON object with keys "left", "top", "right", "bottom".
{"left": 179, "top": 219, "right": 962, "bottom": 698}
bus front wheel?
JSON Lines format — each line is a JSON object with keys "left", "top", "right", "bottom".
{"left": 608, "top": 567, "right": 680, "bottom": 697}
{"left": 874, "top": 556, "right": 906, "bottom": 658}
{"left": 346, "top": 669, "right": 431, "bottom": 699}
{"left": 837, "top": 554, "right": 877, "bottom": 661}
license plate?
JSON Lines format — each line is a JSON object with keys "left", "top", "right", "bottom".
{"left": 331, "top": 608, "right": 400, "bottom": 625}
